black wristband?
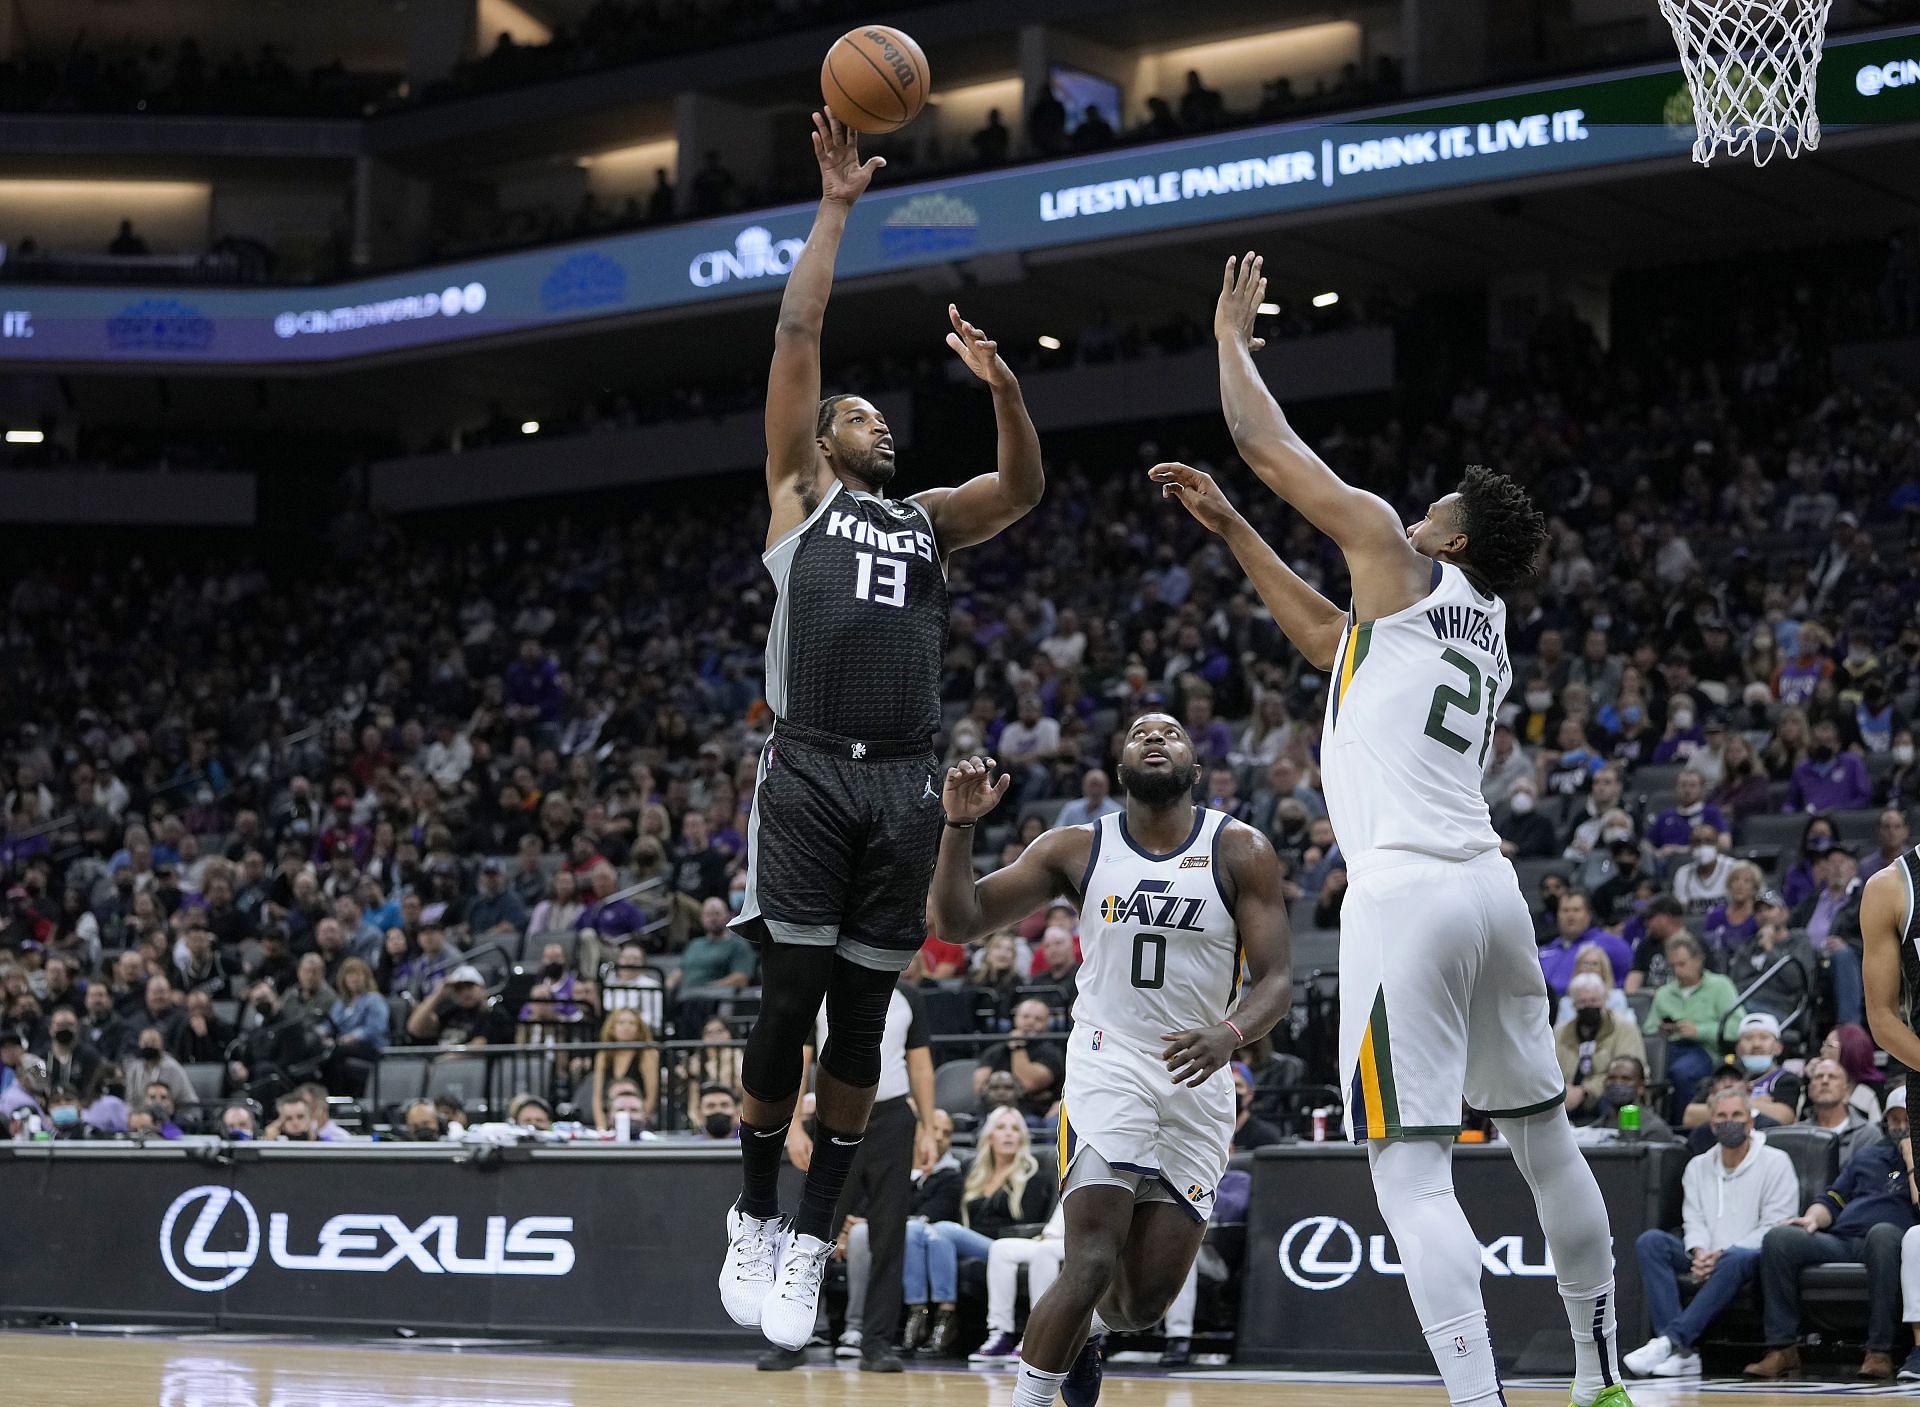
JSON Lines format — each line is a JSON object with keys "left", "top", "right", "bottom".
{"left": 944, "top": 817, "right": 976, "bottom": 829}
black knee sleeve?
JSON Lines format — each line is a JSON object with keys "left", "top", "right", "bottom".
{"left": 816, "top": 957, "right": 900, "bottom": 1089}
{"left": 740, "top": 942, "right": 836, "bottom": 1103}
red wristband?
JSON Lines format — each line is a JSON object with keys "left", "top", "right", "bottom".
{"left": 1222, "top": 1016, "right": 1245, "bottom": 1043}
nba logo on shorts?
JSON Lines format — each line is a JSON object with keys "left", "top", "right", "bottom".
{"left": 1090, "top": 1029, "right": 1103, "bottom": 1051}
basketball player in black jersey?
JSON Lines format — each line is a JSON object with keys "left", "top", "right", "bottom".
{"left": 720, "top": 108, "right": 1044, "bottom": 1356}
{"left": 1861, "top": 849, "right": 1919, "bottom": 1186}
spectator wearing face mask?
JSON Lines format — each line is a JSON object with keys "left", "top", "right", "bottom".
{"left": 221, "top": 1103, "right": 259, "bottom": 1140}
{"left": 1586, "top": 1055, "right": 1676, "bottom": 1141}
{"left": 1556, "top": 973, "right": 1647, "bottom": 1123}
{"left": 697, "top": 1083, "right": 739, "bottom": 1139}
{"left": 41, "top": 1007, "right": 103, "bottom": 1100}
{"left": 122, "top": 1027, "right": 195, "bottom": 1113}
{"left": 1684, "top": 1014, "right": 1800, "bottom": 1133}
{"left": 1651, "top": 695, "right": 1707, "bottom": 766}
{"left": 1481, "top": 722, "right": 1535, "bottom": 812}
{"left": 1626, "top": 1087, "right": 1799, "bottom": 1379}
{"left": 1784, "top": 720, "right": 1872, "bottom": 813}
{"left": 1671, "top": 823, "right": 1734, "bottom": 915}
{"left": 1494, "top": 781, "right": 1557, "bottom": 859}
{"left": 35, "top": 1085, "right": 79, "bottom": 1137}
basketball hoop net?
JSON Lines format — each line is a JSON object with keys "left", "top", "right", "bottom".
{"left": 1657, "top": 0, "right": 1832, "bottom": 165}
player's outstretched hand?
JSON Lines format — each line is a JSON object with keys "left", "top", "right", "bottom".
{"left": 813, "top": 108, "right": 885, "bottom": 206}
{"left": 945, "top": 305, "right": 1013, "bottom": 388}
{"left": 943, "top": 755, "right": 1010, "bottom": 823}
{"left": 1162, "top": 1022, "right": 1239, "bottom": 1088}
{"left": 1149, "top": 461, "right": 1243, "bottom": 536}
{"left": 1212, "top": 251, "right": 1268, "bottom": 351}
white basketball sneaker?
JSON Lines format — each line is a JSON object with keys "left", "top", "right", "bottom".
{"left": 1621, "top": 1336, "right": 1671, "bottom": 1377}
{"left": 760, "top": 1231, "right": 834, "bottom": 1351}
{"left": 719, "top": 1203, "right": 786, "bottom": 1328}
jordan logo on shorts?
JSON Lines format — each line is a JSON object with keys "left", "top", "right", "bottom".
{"left": 921, "top": 775, "right": 938, "bottom": 800}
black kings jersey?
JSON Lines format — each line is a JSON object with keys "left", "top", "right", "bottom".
{"left": 1896, "top": 845, "right": 1920, "bottom": 1028}
{"left": 763, "top": 480, "right": 947, "bottom": 744}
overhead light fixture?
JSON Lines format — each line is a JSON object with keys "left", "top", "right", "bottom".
{"left": 1037, "top": 335, "right": 1062, "bottom": 351}
{"left": 520, "top": 421, "right": 540, "bottom": 435}
{"left": 1257, "top": 302, "right": 1280, "bottom": 316}
{"left": 1312, "top": 291, "right": 1340, "bottom": 308}
{"left": 5, "top": 429, "right": 43, "bottom": 444}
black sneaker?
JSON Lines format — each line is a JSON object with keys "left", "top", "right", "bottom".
{"left": 756, "top": 1346, "right": 808, "bottom": 1372}
{"left": 1900, "top": 1346, "right": 1920, "bottom": 1382}
{"left": 859, "top": 1347, "right": 904, "bottom": 1373}
{"left": 1062, "top": 1332, "right": 1106, "bottom": 1407}
{"left": 1159, "top": 1337, "right": 1191, "bottom": 1367}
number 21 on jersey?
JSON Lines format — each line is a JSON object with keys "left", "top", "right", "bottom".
{"left": 1423, "top": 646, "right": 1497, "bottom": 764}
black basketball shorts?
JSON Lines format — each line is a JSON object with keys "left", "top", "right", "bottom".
{"left": 729, "top": 725, "right": 943, "bottom": 972}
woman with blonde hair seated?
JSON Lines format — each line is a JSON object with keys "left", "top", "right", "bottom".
{"left": 902, "top": 1105, "right": 1057, "bottom": 1355}
{"left": 585, "top": 1006, "right": 658, "bottom": 1132}
{"left": 1552, "top": 943, "right": 1631, "bottom": 1025}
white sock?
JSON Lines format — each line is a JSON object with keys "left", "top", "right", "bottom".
{"left": 1496, "top": 1110, "right": 1620, "bottom": 1405}
{"left": 1423, "top": 1311, "right": 1505, "bottom": 1406}
{"left": 1012, "top": 1360, "right": 1069, "bottom": 1407}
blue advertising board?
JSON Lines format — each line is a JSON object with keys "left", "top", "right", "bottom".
{"left": 0, "top": 26, "right": 1914, "bottom": 367}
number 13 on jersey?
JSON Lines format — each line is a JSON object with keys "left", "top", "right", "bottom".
{"left": 853, "top": 551, "right": 908, "bottom": 608}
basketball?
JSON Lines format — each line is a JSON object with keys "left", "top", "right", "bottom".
{"left": 820, "top": 25, "right": 929, "bottom": 134}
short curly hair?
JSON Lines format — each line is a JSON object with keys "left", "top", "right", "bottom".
{"left": 816, "top": 394, "right": 858, "bottom": 437}
{"left": 1453, "top": 464, "right": 1547, "bottom": 590}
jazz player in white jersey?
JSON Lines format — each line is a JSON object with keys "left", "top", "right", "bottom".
{"left": 1150, "top": 252, "right": 1631, "bottom": 1407}
{"left": 930, "top": 713, "right": 1292, "bottom": 1407}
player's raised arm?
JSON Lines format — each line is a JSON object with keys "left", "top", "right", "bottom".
{"left": 1214, "top": 252, "right": 1429, "bottom": 613}
{"left": 1150, "top": 460, "right": 1346, "bottom": 671}
{"left": 928, "top": 757, "right": 1085, "bottom": 942}
{"left": 764, "top": 109, "right": 884, "bottom": 543}
{"left": 910, "top": 306, "right": 1043, "bottom": 553}
{"left": 1163, "top": 822, "right": 1293, "bottom": 1086}
{"left": 1862, "top": 867, "right": 1920, "bottom": 1072}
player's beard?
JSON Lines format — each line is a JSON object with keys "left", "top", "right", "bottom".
{"left": 839, "top": 442, "right": 895, "bottom": 490}
{"left": 1117, "top": 759, "right": 1199, "bottom": 809}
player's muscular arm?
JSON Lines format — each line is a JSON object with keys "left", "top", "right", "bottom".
{"left": 1214, "top": 253, "right": 1428, "bottom": 618}
{"left": 913, "top": 306, "right": 1044, "bottom": 553}
{"left": 1163, "top": 824, "right": 1293, "bottom": 1086}
{"left": 764, "top": 110, "right": 884, "bottom": 548}
{"left": 1150, "top": 461, "right": 1346, "bottom": 671}
{"left": 929, "top": 758, "right": 1086, "bottom": 941}
{"left": 1862, "top": 868, "right": 1920, "bottom": 1072}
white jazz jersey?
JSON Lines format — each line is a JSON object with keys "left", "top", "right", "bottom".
{"left": 1060, "top": 807, "right": 1241, "bottom": 1219}
{"left": 1074, "top": 807, "right": 1243, "bottom": 1042}
{"left": 1321, "top": 559, "right": 1513, "bottom": 873}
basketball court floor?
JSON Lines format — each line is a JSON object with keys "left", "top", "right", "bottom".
{"left": 2, "top": 1331, "right": 1906, "bottom": 1404}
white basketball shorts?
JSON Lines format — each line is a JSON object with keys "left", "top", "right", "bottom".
{"left": 1057, "top": 1021, "right": 1234, "bottom": 1223}
{"left": 1338, "top": 847, "right": 1564, "bottom": 1140}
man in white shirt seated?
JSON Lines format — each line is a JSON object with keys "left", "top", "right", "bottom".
{"left": 1625, "top": 1087, "right": 1798, "bottom": 1378}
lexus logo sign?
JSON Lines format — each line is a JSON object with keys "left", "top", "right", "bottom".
{"left": 158, "top": 1184, "right": 577, "bottom": 1290}
{"left": 1278, "top": 1215, "right": 1557, "bottom": 1290}
{"left": 161, "top": 1186, "right": 260, "bottom": 1292}
{"left": 1278, "top": 1215, "right": 1364, "bottom": 1290}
